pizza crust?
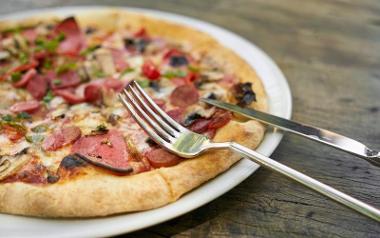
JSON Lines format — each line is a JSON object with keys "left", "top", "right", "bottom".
{"left": 0, "top": 8, "right": 267, "bottom": 217}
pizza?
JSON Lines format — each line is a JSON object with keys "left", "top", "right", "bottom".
{"left": 0, "top": 9, "right": 267, "bottom": 217}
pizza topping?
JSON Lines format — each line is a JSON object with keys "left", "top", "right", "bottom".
{"left": 50, "top": 70, "right": 81, "bottom": 89}
{"left": 169, "top": 55, "right": 189, "bottom": 67}
{"left": 183, "top": 112, "right": 202, "bottom": 126}
{"left": 0, "top": 148, "right": 31, "bottom": 181}
{"left": 71, "top": 130, "right": 133, "bottom": 173}
{"left": 167, "top": 108, "right": 184, "bottom": 123}
{"left": 60, "top": 154, "right": 87, "bottom": 170}
{"left": 234, "top": 82, "right": 256, "bottom": 107}
{"left": 84, "top": 83, "right": 102, "bottom": 102}
{"left": 145, "top": 148, "right": 181, "bottom": 168}
{"left": 12, "top": 68, "right": 37, "bottom": 88}
{"left": 26, "top": 74, "right": 47, "bottom": 100}
{"left": 170, "top": 84, "right": 199, "bottom": 107}
{"left": 142, "top": 60, "right": 160, "bottom": 80}
{"left": 42, "top": 125, "right": 81, "bottom": 151}
{"left": 55, "top": 17, "right": 84, "bottom": 56}
{"left": 10, "top": 100, "right": 40, "bottom": 113}
{"left": 0, "top": 122, "right": 27, "bottom": 142}
{"left": 53, "top": 89, "right": 85, "bottom": 104}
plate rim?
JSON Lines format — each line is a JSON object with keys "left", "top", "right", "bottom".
{"left": 0, "top": 6, "right": 292, "bottom": 238}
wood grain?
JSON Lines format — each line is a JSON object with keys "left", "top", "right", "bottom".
{"left": 2, "top": 0, "right": 380, "bottom": 237}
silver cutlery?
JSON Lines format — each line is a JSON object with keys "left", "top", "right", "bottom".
{"left": 202, "top": 98, "right": 380, "bottom": 167}
{"left": 118, "top": 80, "right": 380, "bottom": 222}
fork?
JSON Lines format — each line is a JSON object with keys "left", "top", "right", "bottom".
{"left": 118, "top": 80, "right": 380, "bottom": 222}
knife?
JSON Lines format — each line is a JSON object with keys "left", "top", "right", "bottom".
{"left": 201, "top": 98, "right": 380, "bottom": 167}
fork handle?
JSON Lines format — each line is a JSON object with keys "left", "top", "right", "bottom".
{"left": 226, "top": 142, "right": 380, "bottom": 222}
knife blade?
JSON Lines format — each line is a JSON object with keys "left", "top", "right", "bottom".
{"left": 201, "top": 98, "right": 380, "bottom": 167}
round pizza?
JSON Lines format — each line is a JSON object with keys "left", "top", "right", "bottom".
{"left": 0, "top": 9, "right": 267, "bottom": 217}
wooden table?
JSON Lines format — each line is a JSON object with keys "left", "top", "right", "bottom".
{"left": 4, "top": 1, "right": 379, "bottom": 237}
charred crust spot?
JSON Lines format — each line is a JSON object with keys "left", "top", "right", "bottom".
{"left": 75, "top": 153, "right": 133, "bottom": 174}
{"left": 149, "top": 81, "right": 160, "bottom": 91}
{"left": 60, "top": 154, "right": 87, "bottom": 170}
{"left": 123, "top": 38, "right": 149, "bottom": 53}
{"left": 85, "top": 26, "right": 97, "bottom": 34}
{"left": 234, "top": 82, "right": 257, "bottom": 107}
{"left": 145, "top": 138, "right": 157, "bottom": 146}
{"left": 47, "top": 174, "right": 60, "bottom": 183}
{"left": 169, "top": 56, "right": 188, "bottom": 67}
{"left": 184, "top": 113, "right": 202, "bottom": 126}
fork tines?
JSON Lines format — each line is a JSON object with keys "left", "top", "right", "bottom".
{"left": 118, "top": 80, "right": 185, "bottom": 148}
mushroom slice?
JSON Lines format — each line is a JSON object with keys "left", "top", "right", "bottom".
{"left": 94, "top": 48, "right": 116, "bottom": 76}
{"left": 0, "top": 148, "right": 30, "bottom": 180}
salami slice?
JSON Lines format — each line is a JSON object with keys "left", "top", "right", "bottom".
{"left": 42, "top": 126, "right": 82, "bottom": 151}
{"left": 13, "top": 68, "right": 37, "bottom": 88}
{"left": 55, "top": 17, "right": 85, "bottom": 56}
{"left": 170, "top": 84, "right": 199, "bottom": 108}
{"left": 145, "top": 148, "right": 181, "bottom": 168}
{"left": 26, "top": 74, "right": 47, "bottom": 100}
{"left": 10, "top": 100, "right": 40, "bottom": 113}
{"left": 50, "top": 71, "right": 81, "bottom": 89}
{"left": 71, "top": 130, "right": 132, "bottom": 172}
{"left": 54, "top": 89, "right": 85, "bottom": 104}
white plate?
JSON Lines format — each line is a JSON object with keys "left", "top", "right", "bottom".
{"left": 0, "top": 6, "right": 292, "bottom": 238}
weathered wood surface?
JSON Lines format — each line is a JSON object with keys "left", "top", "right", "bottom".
{"left": 3, "top": 0, "right": 380, "bottom": 237}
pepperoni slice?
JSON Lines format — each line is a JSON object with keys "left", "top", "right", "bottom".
{"left": 26, "top": 74, "right": 47, "bottom": 100}
{"left": 50, "top": 71, "right": 81, "bottom": 89}
{"left": 10, "top": 60, "right": 38, "bottom": 73}
{"left": 10, "top": 100, "right": 40, "bottom": 113}
{"left": 84, "top": 83, "right": 102, "bottom": 102}
{"left": 55, "top": 17, "right": 85, "bottom": 56}
{"left": 71, "top": 130, "right": 132, "bottom": 172}
{"left": 208, "top": 110, "right": 232, "bottom": 130}
{"left": 145, "top": 148, "right": 181, "bottom": 168}
{"left": 170, "top": 85, "right": 199, "bottom": 108}
{"left": 42, "top": 126, "right": 81, "bottom": 151}
{"left": 142, "top": 60, "right": 160, "bottom": 80}
{"left": 188, "top": 119, "right": 210, "bottom": 133}
{"left": 13, "top": 68, "right": 37, "bottom": 88}
{"left": 54, "top": 89, "right": 85, "bottom": 104}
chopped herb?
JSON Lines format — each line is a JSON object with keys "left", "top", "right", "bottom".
{"left": 34, "top": 33, "right": 65, "bottom": 53}
{"left": 96, "top": 124, "right": 108, "bottom": 132}
{"left": 121, "top": 67, "right": 134, "bottom": 76}
{"left": 25, "top": 134, "right": 45, "bottom": 143}
{"left": 16, "top": 112, "right": 31, "bottom": 120}
{"left": 56, "top": 62, "right": 77, "bottom": 74}
{"left": 2, "top": 114, "right": 13, "bottom": 122}
{"left": 18, "top": 52, "right": 29, "bottom": 64}
{"left": 162, "top": 70, "right": 187, "bottom": 79}
{"left": 91, "top": 124, "right": 109, "bottom": 135}
{"left": 79, "top": 45, "right": 100, "bottom": 56}
{"left": 93, "top": 69, "right": 105, "bottom": 78}
{"left": 43, "top": 90, "right": 54, "bottom": 103}
{"left": 56, "top": 32, "right": 66, "bottom": 42}
{"left": 31, "top": 124, "right": 48, "bottom": 133}
{"left": 52, "top": 79, "right": 62, "bottom": 85}
{"left": 43, "top": 59, "right": 53, "bottom": 69}
{"left": 136, "top": 79, "right": 150, "bottom": 88}
{"left": 10, "top": 72, "right": 22, "bottom": 82}
{"left": 188, "top": 65, "right": 200, "bottom": 72}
